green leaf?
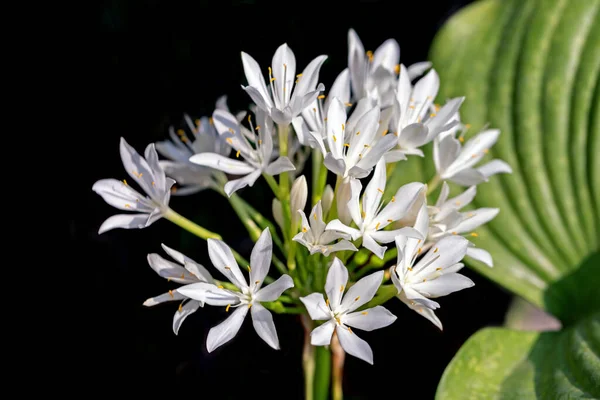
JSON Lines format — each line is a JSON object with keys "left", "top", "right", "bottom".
{"left": 436, "top": 312, "right": 600, "bottom": 399}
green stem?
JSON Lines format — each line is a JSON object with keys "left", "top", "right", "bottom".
{"left": 313, "top": 343, "right": 331, "bottom": 400}
{"left": 263, "top": 174, "right": 281, "bottom": 198}
{"left": 426, "top": 174, "right": 441, "bottom": 196}
{"left": 227, "top": 194, "right": 262, "bottom": 242}
{"left": 312, "top": 149, "right": 328, "bottom": 205}
{"left": 302, "top": 315, "right": 315, "bottom": 400}
{"left": 227, "top": 193, "right": 284, "bottom": 251}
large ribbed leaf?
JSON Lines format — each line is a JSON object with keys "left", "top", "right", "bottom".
{"left": 392, "top": 0, "right": 600, "bottom": 397}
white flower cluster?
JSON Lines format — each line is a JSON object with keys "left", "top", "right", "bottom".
{"left": 94, "top": 29, "right": 511, "bottom": 364}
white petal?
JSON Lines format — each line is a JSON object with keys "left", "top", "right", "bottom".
{"left": 176, "top": 282, "right": 236, "bottom": 305}
{"left": 399, "top": 123, "right": 429, "bottom": 148}
{"left": 412, "top": 236, "right": 469, "bottom": 278}
{"left": 144, "top": 143, "right": 166, "bottom": 192}
{"left": 448, "top": 168, "right": 487, "bottom": 186}
{"left": 326, "top": 68, "right": 351, "bottom": 111}
{"left": 292, "top": 116, "right": 312, "bottom": 146}
{"left": 146, "top": 253, "right": 198, "bottom": 284}
{"left": 251, "top": 302, "right": 280, "bottom": 349}
{"left": 92, "top": 179, "right": 153, "bottom": 212}
{"left": 324, "top": 153, "right": 346, "bottom": 176}
{"left": 265, "top": 156, "right": 296, "bottom": 175}
{"left": 325, "top": 258, "right": 349, "bottom": 310}
{"left": 272, "top": 43, "right": 296, "bottom": 106}
{"left": 383, "top": 149, "right": 408, "bottom": 163}
{"left": 344, "top": 306, "right": 396, "bottom": 331}
{"left": 242, "top": 85, "right": 271, "bottom": 113}
{"left": 325, "top": 220, "right": 361, "bottom": 241}
{"left": 348, "top": 28, "right": 366, "bottom": 99}
{"left": 425, "top": 97, "right": 464, "bottom": 139}
{"left": 466, "top": 247, "right": 493, "bottom": 267}
{"left": 362, "top": 158, "right": 386, "bottom": 221}
{"left": 119, "top": 138, "right": 155, "bottom": 197}
{"left": 290, "top": 176, "right": 308, "bottom": 226}
{"left": 143, "top": 290, "right": 186, "bottom": 306}
{"left": 411, "top": 273, "right": 474, "bottom": 297}
{"left": 362, "top": 234, "right": 387, "bottom": 260}
{"left": 402, "top": 286, "right": 440, "bottom": 310}
{"left": 324, "top": 240, "right": 358, "bottom": 255}
{"left": 435, "top": 181, "right": 451, "bottom": 208}
{"left": 340, "top": 270, "right": 384, "bottom": 312}
{"left": 336, "top": 325, "right": 373, "bottom": 364}
{"left": 369, "top": 227, "right": 423, "bottom": 244}
{"left": 346, "top": 107, "right": 380, "bottom": 166}
{"left": 407, "top": 61, "right": 432, "bottom": 79}
{"left": 206, "top": 305, "right": 249, "bottom": 352}
{"left": 321, "top": 184, "right": 334, "bottom": 215}
{"left": 224, "top": 169, "right": 262, "bottom": 196}
{"left": 435, "top": 135, "right": 461, "bottom": 174}
{"left": 398, "top": 291, "right": 443, "bottom": 330}
{"left": 355, "top": 133, "right": 398, "bottom": 171}
{"left": 207, "top": 238, "right": 248, "bottom": 289}
{"left": 310, "top": 320, "right": 335, "bottom": 346}
{"left": 299, "top": 292, "right": 331, "bottom": 320}
{"left": 477, "top": 159, "right": 513, "bottom": 178}
{"left": 294, "top": 55, "right": 328, "bottom": 98}
{"left": 255, "top": 274, "right": 294, "bottom": 302}
{"left": 173, "top": 300, "right": 201, "bottom": 335}
{"left": 161, "top": 243, "right": 213, "bottom": 282}
{"left": 98, "top": 213, "right": 155, "bottom": 234}
{"left": 250, "top": 228, "right": 273, "bottom": 292}
{"left": 455, "top": 208, "right": 499, "bottom": 233}
{"left": 376, "top": 182, "right": 425, "bottom": 225}
{"left": 241, "top": 51, "right": 273, "bottom": 108}
{"left": 372, "top": 38, "right": 400, "bottom": 73}
{"left": 189, "top": 153, "right": 255, "bottom": 175}
{"left": 326, "top": 98, "right": 347, "bottom": 159}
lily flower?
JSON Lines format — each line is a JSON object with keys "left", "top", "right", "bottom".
{"left": 293, "top": 201, "right": 357, "bottom": 256}
{"left": 434, "top": 127, "right": 512, "bottom": 186}
{"left": 390, "top": 205, "right": 473, "bottom": 329}
{"left": 178, "top": 229, "right": 294, "bottom": 351}
{"left": 92, "top": 138, "right": 175, "bottom": 233}
{"left": 155, "top": 96, "right": 233, "bottom": 195}
{"left": 311, "top": 97, "right": 398, "bottom": 180}
{"left": 326, "top": 159, "right": 425, "bottom": 259}
{"left": 300, "top": 258, "right": 397, "bottom": 364}
{"left": 189, "top": 108, "right": 295, "bottom": 196}
{"left": 241, "top": 43, "right": 327, "bottom": 125}
{"left": 143, "top": 244, "right": 214, "bottom": 334}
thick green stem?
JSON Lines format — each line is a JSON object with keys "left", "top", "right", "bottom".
{"left": 302, "top": 315, "right": 315, "bottom": 400}
{"left": 312, "top": 149, "right": 328, "bottom": 205}
{"left": 227, "top": 194, "right": 262, "bottom": 242}
{"left": 313, "top": 344, "right": 331, "bottom": 400}
{"left": 426, "top": 174, "right": 441, "bottom": 196}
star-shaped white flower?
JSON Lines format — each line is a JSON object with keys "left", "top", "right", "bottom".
{"left": 390, "top": 205, "right": 474, "bottom": 330}
{"left": 92, "top": 138, "right": 175, "bottom": 233}
{"left": 434, "top": 127, "right": 512, "bottom": 186}
{"left": 428, "top": 182, "right": 498, "bottom": 266}
{"left": 178, "top": 228, "right": 294, "bottom": 352}
{"left": 310, "top": 97, "right": 398, "bottom": 179}
{"left": 241, "top": 43, "right": 327, "bottom": 125}
{"left": 300, "top": 258, "right": 397, "bottom": 364}
{"left": 189, "top": 108, "right": 295, "bottom": 196}
{"left": 293, "top": 201, "right": 357, "bottom": 256}
{"left": 143, "top": 244, "right": 214, "bottom": 334}
{"left": 326, "top": 158, "right": 425, "bottom": 259}
{"left": 155, "top": 96, "right": 233, "bottom": 195}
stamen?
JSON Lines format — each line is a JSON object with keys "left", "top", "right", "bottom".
{"left": 361, "top": 210, "right": 366, "bottom": 218}
{"left": 169, "top": 290, "right": 174, "bottom": 298}
{"left": 375, "top": 222, "right": 381, "bottom": 229}
{"left": 226, "top": 304, "right": 231, "bottom": 312}
{"left": 483, "top": 149, "right": 489, "bottom": 154}
{"left": 226, "top": 138, "right": 233, "bottom": 144}
{"left": 381, "top": 129, "right": 389, "bottom": 136}
{"left": 345, "top": 102, "right": 353, "bottom": 107}
{"left": 248, "top": 303, "right": 252, "bottom": 309}
{"left": 347, "top": 327, "right": 353, "bottom": 333}
{"left": 470, "top": 232, "right": 479, "bottom": 237}
{"left": 209, "top": 117, "right": 214, "bottom": 125}
{"left": 333, "top": 135, "right": 337, "bottom": 142}
{"left": 247, "top": 265, "right": 252, "bottom": 272}
{"left": 317, "top": 95, "right": 325, "bottom": 99}
{"left": 255, "top": 125, "right": 261, "bottom": 131}
{"left": 361, "top": 311, "right": 368, "bottom": 315}
{"left": 394, "top": 64, "right": 400, "bottom": 74}
{"left": 180, "top": 273, "right": 185, "bottom": 279}
{"left": 313, "top": 108, "right": 317, "bottom": 113}
{"left": 391, "top": 196, "right": 396, "bottom": 202}
{"left": 430, "top": 113, "right": 437, "bottom": 118}
{"left": 195, "top": 119, "right": 201, "bottom": 126}
{"left": 387, "top": 219, "right": 393, "bottom": 223}
{"left": 228, "top": 128, "right": 235, "bottom": 134}
{"left": 364, "top": 144, "right": 370, "bottom": 148}
{"left": 236, "top": 150, "right": 241, "bottom": 158}
{"left": 366, "top": 50, "right": 373, "bottom": 62}
{"left": 178, "top": 303, "right": 183, "bottom": 312}
{"left": 217, "top": 285, "right": 224, "bottom": 289}
{"left": 124, "top": 203, "right": 131, "bottom": 208}
{"left": 343, "top": 143, "right": 350, "bottom": 148}
{"left": 270, "top": 77, "right": 276, "bottom": 82}
{"left": 122, "top": 179, "right": 128, "bottom": 185}
{"left": 423, "top": 278, "right": 427, "bottom": 282}
{"left": 417, "top": 247, "right": 422, "bottom": 254}
{"left": 177, "top": 129, "right": 185, "bottom": 136}
{"left": 408, "top": 267, "right": 413, "bottom": 271}
{"left": 455, "top": 201, "right": 461, "bottom": 206}
{"left": 377, "top": 188, "right": 384, "bottom": 193}
{"left": 181, "top": 137, "right": 188, "bottom": 143}
{"left": 341, "top": 123, "right": 345, "bottom": 131}
{"left": 247, "top": 115, "right": 251, "bottom": 123}
{"left": 452, "top": 231, "right": 457, "bottom": 235}
{"left": 354, "top": 296, "right": 360, "bottom": 302}
{"left": 224, "top": 266, "right": 231, "bottom": 270}
{"left": 171, "top": 187, "right": 177, "bottom": 193}
{"left": 302, "top": 227, "right": 308, "bottom": 233}
{"left": 459, "top": 137, "right": 465, "bottom": 143}
{"left": 356, "top": 131, "right": 360, "bottom": 135}
{"left": 326, "top": 299, "right": 329, "bottom": 306}
{"left": 335, "top": 316, "right": 341, "bottom": 324}
{"left": 296, "top": 73, "right": 303, "bottom": 78}
{"left": 465, "top": 123, "right": 472, "bottom": 129}
{"left": 359, "top": 153, "right": 363, "bottom": 158}
{"left": 152, "top": 181, "right": 155, "bottom": 186}
{"left": 313, "top": 213, "right": 317, "bottom": 220}
{"left": 255, "top": 280, "right": 260, "bottom": 284}
{"left": 434, "top": 247, "right": 439, "bottom": 253}
{"left": 436, "top": 268, "right": 442, "bottom": 271}
{"left": 340, "top": 285, "right": 344, "bottom": 292}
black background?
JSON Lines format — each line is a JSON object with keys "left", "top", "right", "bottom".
{"left": 75, "top": 0, "right": 512, "bottom": 398}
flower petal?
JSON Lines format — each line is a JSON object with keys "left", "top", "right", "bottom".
{"left": 341, "top": 270, "right": 384, "bottom": 312}
{"left": 144, "top": 143, "right": 166, "bottom": 192}
{"left": 176, "top": 282, "right": 237, "bottom": 306}
{"left": 272, "top": 43, "right": 296, "bottom": 106}
{"left": 324, "top": 240, "right": 358, "bottom": 256}
{"left": 399, "top": 123, "right": 429, "bottom": 148}
{"left": 321, "top": 185, "right": 334, "bottom": 215}
{"left": 173, "top": 299, "right": 201, "bottom": 335}
{"left": 448, "top": 168, "right": 487, "bottom": 186}
{"left": 146, "top": 253, "right": 198, "bottom": 284}
{"left": 241, "top": 51, "right": 273, "bottom": 109}
{"left": 272, "top": 199, "right": 284, "bottom": 230}
{"left": 92, "top": 179, "right": 153, "bottom": 212}
{"left": 98, "top": 213, "right": 155, "bottom": 234}
{"left": 119, "top": 137, "right": 156, "bottom": 197}
{"left": 466, "top": 247, "right": 493, "bottom": 267}
{"left": 207, "top": 238, "right": 248, "bottom": 290}
{"left": 143, "top": 290, "right": 186, "bottom": 306}
{"left": 355, "top": 133, "right": 398, "bottom": 171}
{"left": 346, "top": 107, "right": 380, "bottom": 166}
{"left": 242, "top": 85, "right": 271, "bottom": 113}
{"left": 348, "top": 28, "right": 366, "bottom": 99}
{"left": 300, "top": 292, "right": 331, "bottom": 320}
{"left": 411, "top": 273, "right": 474, "bottom": 298}
{"left": 412, "top": 235, "right": 469, "bottom": 279}
{"left": 477, "top": 159, "right": 513, "bottom": 178}
{"left": 294, "top": 55, "right": 328, "bottom": 99}
{"left": 325, "top": 219, "right": 361, "bottom": 241}
{"left": 455, "top": 208, "right": 499, "bottom": 233}
{"left": 251, "top": 302, "right": 280, "bottom": 349}
{"left": 250, "top": 228, "right": 273, "bottom": 292}
{"left": 326, "top": 98, "right": 347, "bottom": 160}
{"left": 369, "top": 226, "right": 423, "bottom": 244}
{"left": 189, "top": 153, "right": 256, "bottom": 175}
{"left": 435, "top": 135, "right": 461, "bottom": 174}
{"left": 265, "top": 156, "right": 296, "bottom": 175}
{"left": 255, "top": 274, "right": 294, "bottom": 302}
{"left": 362, "top": 234, "right": 387, "bottom": 259}
{"left": 398, "top": 291, "right": 443, "bottom": 330}
{"left": 362, "top": 158, "right": 386, "bottom": 222}
{"left": 344, "top": 306, "right": 396, "bottom": 331}
{"left": 311, "top": 320, "right": 335, "bottom": 346}
{"left": 324, "top": 153, "right": 347, "bottom": 177}
{"left": 325, "top": 68, "right": 351, "bottom": 112}
{"left": 335, "top": 325, "right": 373, "bottom": 364}
{"left": 372, "top": 38, "right": 400, "bottom": 73}
{"left": 224, "top": 169, "right": 262, "bottom": 197}
{"left": 376, "top": 182, "right": 425, "bottom": 225}
{"left": 206, "top": 305, "right": 249, "bottom": 352}
{"left": 161, "top": 244, "right": 213, "bottom": 283}
{"left": 407, "top": 61, "right": 432, "bottom": 80}
{"left": 325, "top": 258, "right": 349, "bottom": 310}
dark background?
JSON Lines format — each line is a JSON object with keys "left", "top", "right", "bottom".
{"left": 75, "top": 0, "right": 512, "bottom": 397}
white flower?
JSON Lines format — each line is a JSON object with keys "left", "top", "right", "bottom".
{"left": 241, "top": 43, "right": 327, "bottom": 125}
{"left": 326, "top": 159, "right": 425, "bottom": 259}
{"left": 311, "top": 97, "right": 398, "bottom": 179}
{"left": 143, "top": 244, "right": 214, "bottom": 334}
{"left": 155, "top": 96, "right": 233, "bottom": 195}
{"left": 385, "top": 67, "right": 464, "bottom": 162}
{"left": 300, "top": 258, "right": 397, "bottom": 364}
{"left": 292, "top": 68, "right": 351, "bottom": 148}
{"left": 428, "top": 182, "right": 498, "bottom": 266}
{"left": 293, "top": 201, "right": 357, "bottom": 256}
{"left": 178, "top": 229, "right": 294, "bottom": 351}
{"left": 347, "top": 28, "right": 399, "bottom": 107}
{"left": 434, "top": 127, "right": 512, "bottom": 185}
{"left": 390, "top": 205, "right": 474, "bottom": 330}
{"left": 92, "top": 138, "right": 175, "bottom": 233}
{"left": 290, "top": 175, "right": 308, "bottom": 227}
{"left": 189, "top": 108, "right": 295, "bottom": 197}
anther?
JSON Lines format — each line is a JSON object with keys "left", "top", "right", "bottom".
{"left": 452, "top": 231, "right": 457, "bottom": 235}
{"left": 394, "top": 64, "right": 400, "bottom": 74}
{"left": 122, "top": 179, "right": 128, "bottom": 185}
{"left": 302, "top": 227, "right": 307, "bottom": 233}
{"left": 470, "top": 232, "right": 479, "bottom": 237}
{"left": 375, "top": 222, "right": 381, "bottom": 229}
{"left": 356, "top": 131, "right": 360, "bottom": 135}
{"left": 381, "top": 129, "right": 389, "bottom": 136}
{"left": 345, "top": 102, "right": 353, "bottom": 107}
{"left": 169, "top": 290, "right": 174, "bottom": 298}
{"left": 226, "top": 304, "right": 231, "bottom": 312}
{"left": 125, "top": 203, "right": 131, "bottom": 208}
{"left": 177, "top": 129, "right": 185, "bottom": 136}
{"left": 354, "top": 296, "right": 360, "bottom": 301}
{"left": 434, "top": 247, "right": 439, "bottom": 253}
{"left": 387, "top": 219, "right": 393, "bottom": 223}
{"left": 340, "top": 285, "right": 344, "bottom": 292}
{"left": 341, "top": 123, "right": 345, "bottom": 131}
{"left": 255, "top": 125, "right": 261, "bottom": 131}
{"left": 226, "top": 138, "right": 233, "bottom": 144}
{"left": 180, "top": 273, "right": 185, "bottom": 279}
{"left": 391, "top": 196, "right": 396, "bottom": 202}
{"left": 247, "top": 265, "right": 252, "bottom": 272}
{"left": 436, "top": 268, "right": 442, "bottom": 271}
{"left": 224, "top": 266, "right": 231, "bottom": 270}
{"left": 333, "top": 135, "right": 337, "bottom": 142}
{"left": 248, "top": 304, "right": 252, "bottom": 309}
{"left": 343, "top": 143, "right": 350, "bottom": 147}
{"left": 317, "top": 95, "right": 325, "bottom": 99}
{"left": 217, "top": 285, "right": 224, "bottom": 289}
{"left": 178, "top": 303, "right": 183, "bottom": 312}
{"left": 236, "top": 150, "right": 241, "bottom": 158}
{"left": 377, "top": 188, "right": 384, "bottom": 193}
{"left": 362, "top": 311, "right": 368, "bottom": 315}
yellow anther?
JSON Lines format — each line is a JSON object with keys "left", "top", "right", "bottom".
{"left": 364, "top": 144, "right": 370, "bottom": 148}
{"left": 459, "top": 136, "right": 465, "bottom": 143}
{"left": 417, "top": 117, "right": 422, "bottom": 123}
{"left": 171, "top": 187, "right": 178, "bottom": 193}
{"left": 195, "top": 118, "right": 201, "bottom": 126}
{"left": 423, "top": 278, "right": 427, "bottom": 282}
{"left": 427, "top": 96, "right": 432, "bottom": 100}
{"left": 410, "top": 301, "right": 416, "bottom": 306}
{"left": 313, "top": 213, "right": 317, "bottom": 220}
{"left": 347, "top": 327, "right": 353, "bottom": 333}
{"left": 312, "top": 108, "right": 317, "bottom": 113}
{"left": 377, "top": 188, "right": 384, "bottom": 193}
{"left": 408, "top": 267, "right": 413, "bottom": 271}
{"left": 268, "top": 66, "right": 272, "bottom": 74}
{"left": 470, "top": 232, "right": 479, "bottom": 237}
{"left": 152, "top": 181, "right": 155, "bottom": 186}
{"left": 483, "top": 149, "right": 489, "bottom": 154}
{"left": 340, "top": 285, "right": 344, "bottom": 292}
{"left": 471, "top": 154, "right": 477, "bottom": 158}
{"left": 409, "top": 105, "right": 415, "bottom": 109}
{"left": 180, "top": 273, "right": 185, "bottom": 279}
{"left": 341, "top": 123, "right": 345, "bottom": 131}
{"left": 417, "top": 239, "right": 422, "bottom": 244}
{"left": 434, "top": 104, "right": 441, "bottom": 112}
{"left": 226, "top": 138, "right": 233, "bottom": 144}
{"left": 169, "top": 290, "right": 174, "bottom": 298}
{"left": 302, "top": 227, "right": 307, "bottom": 233}
{"left": 387, "top": 219, "right": 393, "bottom": 223}
{"left": 356, "top": 131, "right": 360, "bottom": 135}
{"left": 381, "top": 129, "right": 389, "bottom": 136}
{"left": 326, "top": 298, "right": 329, "bottom": 306}
{"left": 391, "top": 196, "right": 396, "bottom": 202}
{"left": 430, "top": 113, "right": 437, "bottom": 118}
{"left": 465, "top": 123, "right": 472, "bottom": 129}
{"left": 317, "top": 95, "right": 325, "bottom": 99}
{"left": 366, "top": 50, "right": 374, "bottom": 62}
{"left": 335, "top": 316, "right": 341, "bottom": 324}
{"left": 226, "top": 304, "right": 231, "bottom": 312}
{"left": 343, "top": 143, "right": 350, "bottom": 147}
{"left": 359, "top": 153, "right": 363, "bottom": 158}
{"left": 247, "top": 265, "right": 252, "bottom": 272}
{"left": 468, "top": 212, "right": 475, "bottom": 217}
{"left": 228, "top": 128, "right": 235, "bottom": 134}
{"left": 236, "top": 150, "right": 241, "bottom": 158}
{"left": 333, "top": 135, "right": 337, "bottom": 142}
{"left": 384, "top": 270, "right": 390, "bottom": 280}
{"left": 217, "top": 285, "right": 224, "bottom": 289}
{"left": 452, "top": 231, "right": 458, "bottom": 235}
{"left": 122, "top": 179, "right": 128, "bottom": 185}
{"left": 124, "top": 203, "right": 131, "bottom": 208}
{"left": 283, "top": 63, "right": 287, "bottom": 69}
{"left": 248, "top": 303, "right": 253, "bottom": 309}
{"left": 270, "top": 77, "right": 276, "bottom": 82}
{"left": 434, "top": 247, "right": 439, "bottom": 253}
{"left": 178, "top": 303, "right": 183, "bottom": 312}
{"left": 361, "top": 211, "right": 366, "bottom": 218}
{"left": 362, "top": 311, "right": 368, "bottom": 315}
{"left": 354, "top": 296, "right": 360, "bottom": 302}
{"left": 255, "top": 125, "right": 261, "bottom": 131}
{"left": 455, "top": 201, "right": 461, "bottom": 206}
{"left": 345, "top": 102, "right": 353, "bottom": 107}
{"left": 224, "top": 266, "right": 231, "bottom": 270}
{"left": 394, "top": 131, "right": 399, "bottom": 137}
{"left": 394, "top": 64, "right": 400, "bottom": 74}
{"left": 417, "top": 248, "right": 422, "bottom": 254}
{"left": 375, "top": 222, "right": 381, "bottom": 230}
{"left": 181, "top": 136, "right": 188, "bottom": 143}
{"left": 177, "top": 129, "right": 185, "bottom": 136}
{"left": 255, "top": 280, "right": 260, "bottom": 284}
{"left": 296, "top": 73, "right": 303, "bottom": 78}
{"left": 436, "top": 267, "right": 442, "bottom": 271}
{"left": 209, "top": 117, "right": 214, "bottom": 125}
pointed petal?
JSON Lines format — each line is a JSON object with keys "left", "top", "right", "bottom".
{"left": 144, "top": 143, "right": 166, "bottom": 192}
{"left": 291, "top": 176, "right": 308, "bottom": 225}
{"left": 411, "top": 273, "right": 474, "bottom": 297}
{"left": 346, "top": 107, "right": 380, "bottom": 166}
{"left": 425, "top": 97, "right": 464, "bottom": 139}
{"left": 265, "top": 156, "right": 296, "bottom": 175}
{"left": 466, "top": 247, "right": 493, "bottom": 267}
{"left": 372, "top": 38, "right": 400, "bottom": 73}
{"left": 272, "top": 43, "right": 296, "bottom": 106}
{"left": 362, "top": 158, "right": 386, "bottom": 221}
{"left": 294, "top": 55, "right": 328, "bottom": 98}
{"left": 311, "top": 320, "right": 335, "bottom": 346}
{"left": 324, "top": 153, "right": 346, "bottom": 176}
{"left": 435, "top": 135, "right": 461, "bottom": 174}
{"left": 224, "top": 169, "right": 262, "bottom": 197}
{"left": 348, "top": 28, "right": 366, "bottom": 99}
{"left": 396, "top": 64, "right": 411, "bottom": 111}
{"left": 344, "top": 306, "right": 396, "bottom": 331}
{"left": 336, "top": 325, "right": 373, "bottom": 364}
{"left": 398, "top": 291, "right": 443, "bottom": 330}
{"left": 242, "top": 85, "right": 271, "bottom": 114}
{"left": 161, "top": 243, "right": 213, "bottom": 282}
{"left": 455, "top": 208, "right": 499, "bottom": 233}
{"left": 300, "top": 292, "right": 331, "bottom": 320}
{"left": 326, "top": 98, "right": 347, "bottom": 159}
{"left": 92, "top": 179, "right": 153, "bottom": 212}
{"left": 322, "top": 184, "right": 334, "bottom": 215}
{"left": 119, "top": 138, "right": 155, "bottom": 197}
{"left": 399, "top": 123, "right": 429, "bottom": 148}
{"left": 325, "top": 258, "right": 349, "bottom": 310}
{"left": 325, "top": 220, "right": 361, "bottom": 241}
{"left": 143, "top": 290, "right": 186, "bottom": 306}
{"left": 98, "top": 213, "right": 155, "bottom": 234}
{"left": 147, "top": 253, "right": 198, "bottom": 284}
{"left": 325, "top": 68, "right": 351, "bottom": 111}
{"left": 249, "top": 228, "right": 273, "bottom": 292}
{"left": 207, "top": 238, "right": 248, "bottom": 289}
{"left": 413, "top": 236, "right": 469, "bottom": 278}
{"left": 383, "top": 149, "right": 408, "bottom": 163}
{"left": 377, "top": 182, "right": 425, "bottom": 224}
{"left": 206, "top": 305, "right": 248, "bottom": 352}
{"left": 448, "top": 168, "right": 487, "bottom": 186}
{"left": 341, "top": 270, "right": 384, "bottom": 312}
{"left": 477, "top": 159, "right": 513, "bottom": 178}
{"left": 173, "top": 300, "right": 201, "bottom": 335}
{"left": 407, "top": 61, "right": 432, "bottom": 79}
{"left": 369, "top": 227, "right": 423, "bottom": 244}
{"left": 355, "top": 133, "right": 398, "bottom": 171}
{"left": 324, "top": 240, "right": 358, "bottom": 255}
{"left": 189, "top": 153, "right": 255, "bottom": 175}
{"left": 292, "top": 116, "right": 312, "bottom": 146}
{"left": 251, "top": 303, "right": 280, "bottom": 349}
{"left": 255, "top": 275, "right": 294, "bottom": 302}
{"left": 241, "top": 51, "right": 273, "bottom": 108}
{"left": 272, "top": 199, "right": 284, "bottom": 230}
{"left": 362, "top": 234, "right": 387, "bottom": 259}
